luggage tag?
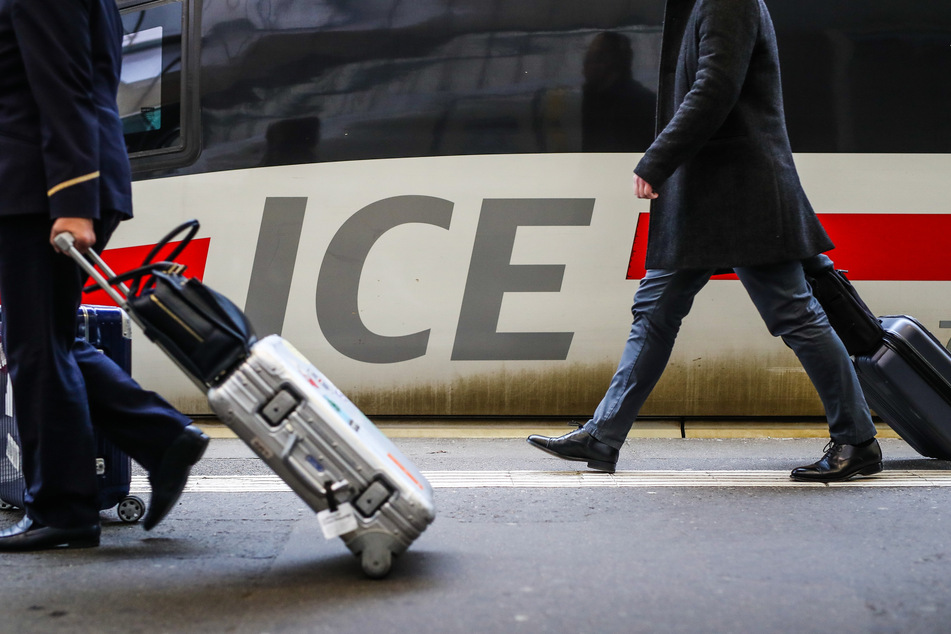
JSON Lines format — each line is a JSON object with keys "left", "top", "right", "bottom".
{"left": 317, "top": 479, "right": 358, "bottom": 539}
{"left": 317, "top": 503, "right": 358, "bottom": 539}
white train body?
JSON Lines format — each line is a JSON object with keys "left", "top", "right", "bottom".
{"left": 113, "top": 1, "right": 951, "bottom": 418}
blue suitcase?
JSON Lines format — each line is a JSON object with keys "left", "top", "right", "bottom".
{"left": 854, "top": 316, "right": 951, "bottom": 460}
{"left": 0, "top": 306, "right": 146, "bottom": 522}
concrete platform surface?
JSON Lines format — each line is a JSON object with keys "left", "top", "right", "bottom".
{"left": 0, "top": 437, "right": 948, "bottom": 634}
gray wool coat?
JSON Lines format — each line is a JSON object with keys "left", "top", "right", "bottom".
{"left": 634, "top": 0, "right": 833, "bottom": 270}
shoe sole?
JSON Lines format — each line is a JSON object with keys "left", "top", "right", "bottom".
{"left": 790, "top": 461, "right": 883, "bottom": 483}
{"left": 585, "top": 460, "right": 617, "bottom": 473}
{"left": 61, "top": 537, "right": 101, "bottom": 549}
{"left": 0, "top": 534, "right": 100, "bottom": 552}
{"left": 526, "top": 439, "right": 617, "bottom": 474}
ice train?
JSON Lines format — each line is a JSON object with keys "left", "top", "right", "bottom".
{"left": 110, "top": 0, "right": 951, "bottom": 419}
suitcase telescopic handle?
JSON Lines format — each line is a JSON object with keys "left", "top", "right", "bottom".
{"left": 53, "top": 232, "right": 131, "bottom": 308}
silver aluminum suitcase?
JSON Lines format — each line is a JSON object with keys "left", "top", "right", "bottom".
{"left": 207, "top": 335, "right": 435, "bottom": 577}
{"left": 54, "top": 227, "right": 434, "bottom": 578}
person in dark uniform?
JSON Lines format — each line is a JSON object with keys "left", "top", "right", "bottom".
{"left": 0, "top": 0, "right": 209, "bottom": 551}
{"left": 528, "top": 0, "right": 882, "bottom": 482}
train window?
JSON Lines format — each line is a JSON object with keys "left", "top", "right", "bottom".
{"left": 118, "top": 0, "right": 200, "bottom": 175}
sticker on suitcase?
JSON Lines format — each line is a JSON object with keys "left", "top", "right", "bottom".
{"left": 207, "top": 334, "right": 436, "bottom": 578}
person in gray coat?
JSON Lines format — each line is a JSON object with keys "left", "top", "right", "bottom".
{"left": 527, "top": 0, "right": 883, "bottom": 482}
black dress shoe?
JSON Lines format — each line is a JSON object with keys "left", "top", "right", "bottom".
{"left": 143, "top": 424, "right": 210, "bottom": 531}
{"left": 527, "top": 427, "right": 619, "bottom": 473}
{"left": 790, "top": 439, "right": 883, "bottom": 483}
{"left": 0, "top": 516, "right": 100, "bottom": 552}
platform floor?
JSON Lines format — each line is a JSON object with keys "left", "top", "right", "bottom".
{"left": 0, "top": 436, "right": 947, "bottom": 634}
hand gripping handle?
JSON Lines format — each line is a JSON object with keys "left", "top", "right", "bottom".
{"left": 53, "top": 232, "right": 131, "bottom": 308}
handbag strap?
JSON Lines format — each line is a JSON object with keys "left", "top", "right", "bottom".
{"left": 124, "top": 219, "right": 199, "bottom": 296}
{"left": 80, "top": 220, "right": 200, "bottom": 298}
{"left": 106, "top": 262, "right": 185, "bottom": 298}
{"left": 140, "top": 220, "right": 200, "bottom": 270}
{"left": 81, "top": 261, "right": 180, "bottom": 297}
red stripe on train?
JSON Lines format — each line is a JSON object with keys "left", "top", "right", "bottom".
{"left": 82, "top": 238, "right": 211, "bottom": 306}
{"left": 626, "top": 213, "right": 951, "bottom": 281}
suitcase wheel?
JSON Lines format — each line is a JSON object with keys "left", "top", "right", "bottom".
{"left": 360, "top": 544, "right": 393, "bottom": 579}
{"left": 117, "top": 495, "right": 146, "bottom": 523}
{"left": 347, "top": 528, "right": 403, "bottom": 579}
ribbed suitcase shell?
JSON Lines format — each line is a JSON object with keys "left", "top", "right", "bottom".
{"left": 207, "top": 335, "right": 435, "bottom": 578}
{"left": 0, "top": 306, "right": 140, "bottom": 519}
{"left": 854, "top": 316, "right": 951, "bottom": 460}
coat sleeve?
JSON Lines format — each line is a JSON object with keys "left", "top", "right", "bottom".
{"left": 12, "top": 0, "right": 100, "bottom": 220}
{"left": 635, "top": 0, "right": 760, "bottom": 189}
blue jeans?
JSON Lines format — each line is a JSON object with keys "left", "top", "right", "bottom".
{"left": 583, "top": 257, "right": 876, "bottom": 448}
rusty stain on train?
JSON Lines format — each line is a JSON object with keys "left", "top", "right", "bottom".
{"left": 349, "top": 355, "right": 826, "bottom": 418}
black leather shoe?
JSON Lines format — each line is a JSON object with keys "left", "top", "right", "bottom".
{"left": 143, "top": 424, "right": 210, "bottom": 531}
{"left": 790, "top": 439, "right": 883, "bottom": 483}
{"left": 527, "top": 427, "right": 619, "bottom": 473}
{"left": 0, "top": 516, "right": 100, "bottom": 552}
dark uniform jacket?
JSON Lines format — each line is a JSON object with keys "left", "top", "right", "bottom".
{"left": 0, "top": 0, "right": 132, "bottom": 221}
{"left": 634, "top": 0, "right": 832, "bottom": 270}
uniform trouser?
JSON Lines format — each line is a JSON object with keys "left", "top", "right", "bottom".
{"left": 0, "top": 212, "right": 191, "bottom": 528}
{"left": 583, "top": 257, "right": 877, "bottom": 449}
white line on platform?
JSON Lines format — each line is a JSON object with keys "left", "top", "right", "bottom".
{"left": 128, "top": 470, "right": 951, "bottom": 493}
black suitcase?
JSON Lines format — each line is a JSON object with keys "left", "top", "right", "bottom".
{"left": 0, "top": 306, "right": 146, "bottom": 522}
{"left": 854, "top": 316, "right": 951, "bottom": 460}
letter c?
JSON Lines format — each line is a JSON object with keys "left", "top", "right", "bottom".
{"left": 316, "top": 195, "right": 453, "bottom": 363}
